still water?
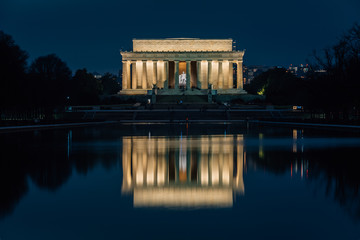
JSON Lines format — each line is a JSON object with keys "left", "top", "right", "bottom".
{"left": 0, "top": 123, "right": 359, "bottom": 239}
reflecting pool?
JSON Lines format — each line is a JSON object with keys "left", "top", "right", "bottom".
{"left": 0, "top": 123, "right": 359, "bottom": 239}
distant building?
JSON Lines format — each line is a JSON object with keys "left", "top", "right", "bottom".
{"left": 287, "top": 64, "right": 309, "bottom": 78}
{"left": 243, "top": 65, "right": 275, "bottom": 84}
{"left": 92, "top": 72, "right": 102, "bottom": 79}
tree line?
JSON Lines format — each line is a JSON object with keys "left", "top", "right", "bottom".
{"left": 0, "top": 30, "right": 120, "bottom": 112}
{"left": 244, "top": 23, "right": 360, "bottom": 120}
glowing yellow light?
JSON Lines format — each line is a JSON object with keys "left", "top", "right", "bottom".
{"left": 257, "top": 86, "right": 265, "bottom": 95}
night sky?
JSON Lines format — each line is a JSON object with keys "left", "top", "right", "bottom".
{"left": 1, "top": 0, "right": 360, "bottom": 75}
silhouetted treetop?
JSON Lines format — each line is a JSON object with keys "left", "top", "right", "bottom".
{"left": 0, "top": 31, "right": 28, "bottom": 107}
{"left": 100, "top": 73, "right": 120, "bottom": 95}
{"left": 29, "top": 54, "right": 72, "bottom": 107}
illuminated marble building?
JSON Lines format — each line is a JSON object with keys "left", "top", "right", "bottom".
{"left": 121, "top": 135, "right": 245, "bottom": 208}
{"left": 120, "top": 38, "right": 246, "bottom": 95}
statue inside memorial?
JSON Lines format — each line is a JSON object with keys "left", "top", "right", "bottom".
{"left": 179, "top": 71, "right": 186, "bottom": 87}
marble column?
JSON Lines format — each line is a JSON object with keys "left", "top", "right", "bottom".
{"left": 142, "top": 60, "right": 147, "bottom": 89}
{"left": 208, "top": 61, "right": 212, "bottom": 89}
{"left": 132, "top": 61, "right": 137, "bottom": 89}
{"left": 201, "top": 61, "right": 208, "bottom": 90}
{"left": 186, "top": 61, "right": 191, "bottom": 89}
{"left": 218, "top": 61, "right": 223, "bottom": 89}
{"left": 164, "top": 61, "right": 169, "bottom": 89}
{"left": 126, "top": 61, "right": 131, "bottom": 90}
{"left": 197, "top": 61, "right": 201, "bottom": 89}
{"left": 122, "top": 61, "right": 128, "bottom": 90}
{"left": 146, "top": 61, "right": 153, "bottom": 89}
{"left": 153, "top": 60, "right": 157, "bottom": 87}
{"left": 174, "top": 61, "right": 179, "bottom": 89}
{"left": 136, "top": 61, "right": 142, "bottom": 88}
{"left": 156, "top": 61, "right": 163, "bottom": 88}
{"left": 229, "top": 61, "right": 234, "bottom": 89}
{"left": 223, "top": 61, "right": 229, "bottom": 89}
{"left": 237, "top": 61, "right": 243, "bottom": 89}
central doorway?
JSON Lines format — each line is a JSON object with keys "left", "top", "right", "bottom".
{"left": 179, "top": 61, "right": 186, "bottom": 87}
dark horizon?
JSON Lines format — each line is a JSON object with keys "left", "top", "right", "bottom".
{"left": 1, "top": 0, "right": 360, "bottom": 74}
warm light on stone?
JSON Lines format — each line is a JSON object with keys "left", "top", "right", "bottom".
{"left": 121, "top": 135, "right": 245, "bottom": 208}
{"left": 133, "top": 39, "right": 233, "bottom": 52}
{"left": 119, "top": 38, "right": 246, "bottom": 94}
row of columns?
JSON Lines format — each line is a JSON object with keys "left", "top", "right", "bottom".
{"left": 122, "top": 60, "right": 243, "bottom": 90}
{"left": 122, "top": 136, "right": 244, "bottom": 192}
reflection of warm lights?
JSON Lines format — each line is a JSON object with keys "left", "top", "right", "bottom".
{"left": 293, "top": 144, "right": 297, "bottom": 153}
{"left": 211, "top": 158, "right": 220, "bottom": 185}
{"left": 179, "top": 137, "right": 187, "bottom": 182}
{"left": 259, "top": 133, "right": 264, "bottom": 159}
{"left": 290, "top": 159, "right": 309, "bottom": 180}
{"left": 134, "top": 188, "right": 232, "bottom": 207}
{"left": 293, "top": 129, "right": 298, "bottom": 153}
{"left": 122, "top": 135, "right": 245, "bottom": 208}
{"left": 293, "top": 129, "right": 297, "bottom": 139}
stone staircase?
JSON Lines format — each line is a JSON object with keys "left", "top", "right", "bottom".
{"left": 156, "top": 95, "right": 208, "bottom": 103}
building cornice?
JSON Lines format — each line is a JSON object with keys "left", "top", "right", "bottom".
{"left": 120, "top": 51, "right": 245, "bottom": 61}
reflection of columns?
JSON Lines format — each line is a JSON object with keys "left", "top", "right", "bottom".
{"left": 174, "top": 61, "right": 179, "bottom": 89}
{"left": 208, "top": 60, "right": 212, "bottom": 88}
{"left": 132, "top": 61, "right": 137, "bottom": 89}
{"left": 122, "top": 138, "right": 132, "bottom": 192}
{"left": 197, "top": 61, "right": 201, "bottom": 89}
{"left": 142, "top": 150, "right": 148, "bottom": 184}
{"left": 218, "top": 61, "right": 223, "bottom": 89}
{"left": 229, "top": 61, "right": 233, "bottom": 89}
{"left": 211, "top": 153, "right": 219, "bottom": 185}
{"left": 153, "top": 60, "right": 157, "bottom": 86}
{"left": 237, "top": 61, "right": 243, "bottom": 89}
{"left": 186, "top": 61, "right": 191, "bottom": 89}
{"left": 235, "top": 135, "right": 245, "bottom": 193}
{"left": 142, "top": 60, "right": 147, "bottom": 89}
{"left": 157, "top": 138, "right": 166, "bottom": 186}
{"left": 147, "top": 152, "right": 156, "bottom": 186}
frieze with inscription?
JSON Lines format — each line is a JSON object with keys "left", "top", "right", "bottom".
{"left": 121, "top": 51, "right": 245, "bottom": 61}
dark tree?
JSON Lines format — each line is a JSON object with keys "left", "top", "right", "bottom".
{"left": 244, "top": 70, "right": 269, "bottom": 95}
{"left": 265, "top": 68, "right": 309, "bottom": 105}
{"left": 70, "top": 69, "right": 102, "bottom": 105}
{"left": 308, "top": 23, "right": 360, "bottom": 117}
{"left": 245, "top": 68, "right": 309, "bottom": 105}
{"left": 29, "top": 54, "right": 72, "bottom": 107}
{"left": 0, "top": 31, "right": 28, "bottom": 108}
{"left": 100, "top": 73, "right": 120, "bottom": 95}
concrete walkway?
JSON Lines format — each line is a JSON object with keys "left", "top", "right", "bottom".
{"left": 253, "top": 120, "right": 360, "bottom": 129}
{"left": 0, "top": 121, "right": 117, "bottom": 132}
{"left": 1, "top": 119, "right": 359, "bottom": 133}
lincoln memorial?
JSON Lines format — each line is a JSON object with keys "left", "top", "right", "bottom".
{"left": 120, "top": 38, "right": 246, "bottom": 95}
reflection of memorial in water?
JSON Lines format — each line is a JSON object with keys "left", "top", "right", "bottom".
{"left": 122, "top": 135, "right": 244, "bottom": 208}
